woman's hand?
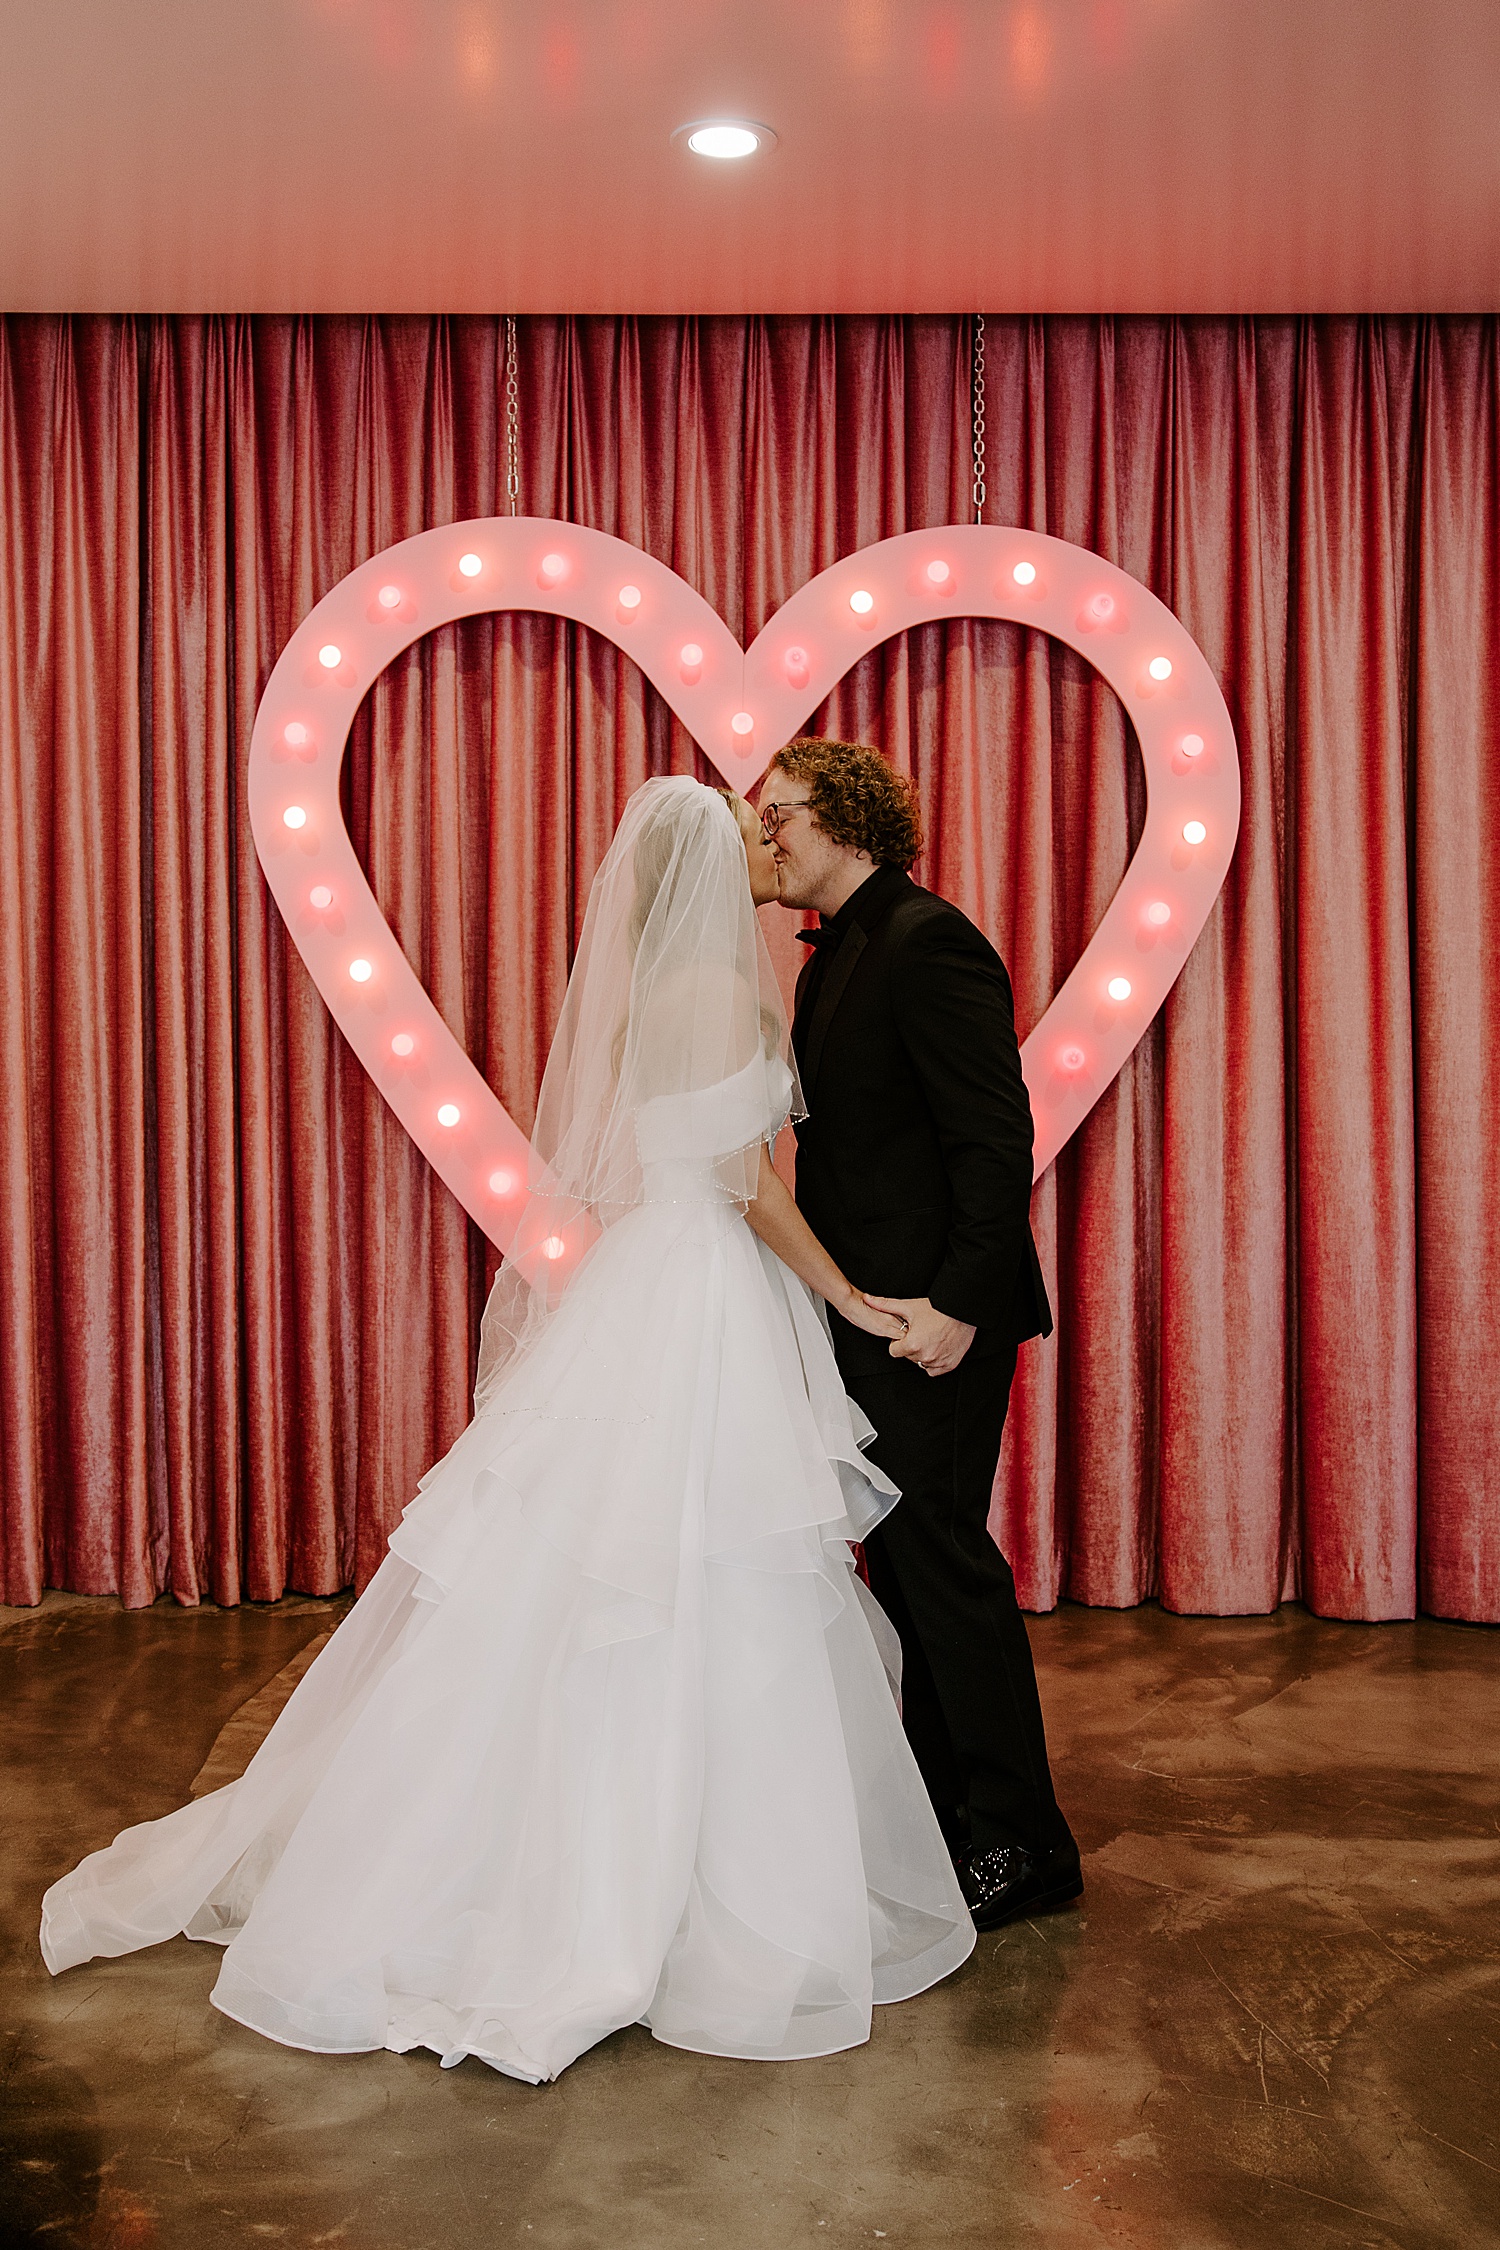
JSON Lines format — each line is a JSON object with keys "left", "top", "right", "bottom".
{"left": 862, "top": 1294, "right": 976, "bottom": 1375}
{"left": 835, "top": 1284, "right": 911, "bottom": 1342}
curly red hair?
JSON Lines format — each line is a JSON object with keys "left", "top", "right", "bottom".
{"left": 768, "top": 738, "right": 923, "bottom": 870}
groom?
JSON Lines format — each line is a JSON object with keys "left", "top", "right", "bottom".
{"left": 759, "top": 737, "right": 1081, "bottom": 1930}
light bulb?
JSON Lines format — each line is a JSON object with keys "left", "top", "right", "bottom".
{"left": 541, "top": 1234, "right": 567, "bottom": 1260}
{"left": 349, "top": 958, "right": 373, "bottom": 983}
{"left": 284, "top": 721, "right": 310, "bottom": 748}
{"left": 731, "top": 711, "right": 754, "bottom": 737}
{"left": 1107, "top": 976, "right": 1132, "bottom": 1001}
{"left": 1149, "top": 656, "right": 1173, "bottom": 681}
{"left": 1012, "top": 561, "right": 1037, "bottom": 586}
{"left": 377, "top": 584, "right": 401, "bottom": 608}
{"left": 318, "top": 644, "right": 341, "bottom": 669}
{"left": 310, "top": 884, "right": 333, "bottom": 909}
{"left": 488, "top": 1167, "right": 518, "bottom": 1197}
{"left": 784, "top": 646, "right": 809, "bottom": 678}
{"left": 1089, "top": 592, "right": 1115, "bottom": 620}
{"left": 1145, "top": 900, "right": 1171, "bottom": 927}
{"left": 437, "top": 1103, "right": 460, "bottom": 1128}
{"left": 680, "top": 642, "right": 703, "bottom": 669}
{"left": 1181, "top": 733, "right": 1204, "bottom": 759}
{"left": 391, "top": 1033, "right": 415, "bottom": 1057}
{"left": 1182, "top": 820, "right": 1207, "bottom": 845}
{"left": 282, "top": 805, "right": 307, "bottom": 830}
{"left": 458, "top": 553, "right": 482, "bottom": 578}
{"left": 686, "top": 124, "right": 762, "bottom": 159}
{"left": 617, "top": 585, "right": 642, "bottom": 611}
{"left": 849, "top": 589, "right": 875, "bottom": 615}
{"left": 1059, "top": 1043, "right": 1086, "bottom": 1073}
{"left": 926, "top": 560, "right": 951, "bottom": 586}
{"left": 540, "top": 553, "right": 566, "bottom": 581}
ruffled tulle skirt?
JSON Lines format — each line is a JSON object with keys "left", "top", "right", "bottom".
{"left": 41, "top": 1197, "right": 974, "bottom": 2081}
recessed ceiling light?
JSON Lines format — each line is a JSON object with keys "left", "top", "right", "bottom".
{"left": 674, "top": 119, "right": 778, "bottom": 161}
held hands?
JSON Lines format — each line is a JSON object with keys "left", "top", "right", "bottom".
{"left": 861, "top": 1294, "right": 977, "bottom": 1377}
{"left": 835, "top": 1285, "right": 911, "bottom": 1343}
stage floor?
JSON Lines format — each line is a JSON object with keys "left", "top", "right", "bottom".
{"left": 2, "top": 1591, "right": 1494, "bottom": 2250}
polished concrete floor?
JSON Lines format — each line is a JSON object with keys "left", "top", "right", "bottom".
{"left": 2, "top": 1590, "right": 1495, "bottom": 2250}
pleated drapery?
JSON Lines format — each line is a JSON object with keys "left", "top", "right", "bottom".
{"left": 2, "top": 314, "right": 1497, "bottom": 1623}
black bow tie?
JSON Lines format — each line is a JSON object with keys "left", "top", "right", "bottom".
{"left": 796, "top": 924, "right": 841, "bottom": 954}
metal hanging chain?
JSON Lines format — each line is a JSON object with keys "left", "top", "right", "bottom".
{"left": 504, "top": 314, "right": 521, "bottom": 516}
{"left": 971, "top": 311, "right": 987, "bottom": 524}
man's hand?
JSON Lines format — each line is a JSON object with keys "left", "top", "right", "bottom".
{"left": 862, "top": 1294, "right": 977, "bottom": 1377}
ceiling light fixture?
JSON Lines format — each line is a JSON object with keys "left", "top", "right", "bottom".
{"left": 675, "top": 119, "right": 778, "bottom": 161}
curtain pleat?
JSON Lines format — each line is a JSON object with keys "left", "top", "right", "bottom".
{"left": 1292, "top": 322, "right": 1419, "bottom": 1619}
{"left": 1412, "top": 321, "right": 1500, "bottom": 1622}
{"left": 1156, "top": 320, "right": 1294, "bottom": 1615}
{"left": 2, "top": 318, "right": 148, "bottom": 1606}
{"left": 1, "top": 312, "right": 1496, "bottom": 1623}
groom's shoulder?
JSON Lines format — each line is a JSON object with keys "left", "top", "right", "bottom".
{"left": 883, "top": 875, "right": 1001, "bottom": 966}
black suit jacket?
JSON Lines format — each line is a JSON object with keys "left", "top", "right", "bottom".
{"left": 791, "top": 864, "right": 1052, "bottom": 1355}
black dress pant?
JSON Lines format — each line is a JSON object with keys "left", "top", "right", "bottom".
{"left": 831, "top": 1319, "right": 1074, "bottom": 1860}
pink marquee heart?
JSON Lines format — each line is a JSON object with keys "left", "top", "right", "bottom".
{"left": 248, "top": 520, "right": 1240, "bottom": 1254}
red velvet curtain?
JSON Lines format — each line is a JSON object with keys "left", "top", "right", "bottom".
{"left": 3, "top": 314, "right": 1497, "bottom": 1623}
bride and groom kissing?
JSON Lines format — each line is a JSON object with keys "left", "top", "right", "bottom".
{"left": 42, "top": 737, "right": 1080, "bottom": 2086}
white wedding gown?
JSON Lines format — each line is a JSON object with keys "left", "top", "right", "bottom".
{"left": 41, "top": 1061, "right": 975, "bottom": 2083}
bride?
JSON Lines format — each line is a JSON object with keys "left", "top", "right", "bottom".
{"left": 41, "top": 775, "right": 974, "bottom": 2083}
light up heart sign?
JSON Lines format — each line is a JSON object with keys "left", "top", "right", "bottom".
{"left": 248, "top": 519, "right": 1239, "bottom": 1262}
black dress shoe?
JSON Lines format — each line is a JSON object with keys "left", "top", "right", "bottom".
{"left": 959, "top": 1842, "right": 1083, "bottom": 1931}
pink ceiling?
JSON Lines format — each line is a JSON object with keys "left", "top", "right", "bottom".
{"left": 2, "top": 0, "right": 1497, "bottom": 314}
